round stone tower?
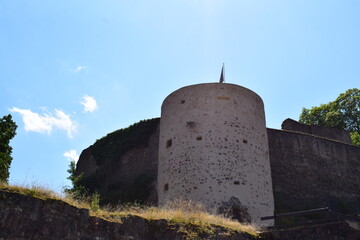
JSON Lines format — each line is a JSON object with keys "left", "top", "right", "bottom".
{"left": 158, "top": 83, "right": 274, "bottom": 225}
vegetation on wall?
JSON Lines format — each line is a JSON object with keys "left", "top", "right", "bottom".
{"left": 0, "top": 114, "right": 17, "bottom": 182}
{"left": 67, "top": 118, "right": 160, "bottom": 204}
{"left": 299, "top": 88, "right": 360, "bottom": 145}
{"left": 91, "top": 117, "right": 160, "bottom": 165}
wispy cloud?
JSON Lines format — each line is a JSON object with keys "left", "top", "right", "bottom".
{"left": 74, "top": 66, "right": 86, "bottom": 72}
{"left": 80, "top": 95, "right": 98, "bottom": 113}
{"left": 63, "top": 150, "right": 79, "bottom": 163}
{"left": 10, "top": 107, "right": 78, "bottom": 138}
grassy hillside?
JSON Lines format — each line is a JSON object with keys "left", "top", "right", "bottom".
{"left": 0, "top": 182, "right": 259, "bottom": 238}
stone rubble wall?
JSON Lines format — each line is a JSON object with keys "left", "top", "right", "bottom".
{"left": 268, "top": 128, "right": 360, "bottom": 214}
{"left": 281, "top": 118, "right": 352, "bottom": 144}
{"left": 263, "top": 221, "right": 360, "bottom": 240}
{"left": 76, "top": 118, "right": 360, "bottom": 223}
{"left": 158, "top": 83, "right": 274, "bottom": 226}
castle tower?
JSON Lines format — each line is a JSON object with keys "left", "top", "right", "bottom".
{"left": 158, "top": 83, "right": 274, "bottom": 226}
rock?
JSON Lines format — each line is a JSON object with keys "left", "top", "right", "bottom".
{"left": 218, "top": 196, "right": 251, "bottom": 223}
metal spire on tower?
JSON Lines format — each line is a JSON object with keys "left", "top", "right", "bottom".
{"left": 219, "top": 63, "right": 225, "bottom": 83}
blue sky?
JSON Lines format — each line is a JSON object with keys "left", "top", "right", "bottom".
{"left": 1, "top": 1, "right": 359, "bottom": 192}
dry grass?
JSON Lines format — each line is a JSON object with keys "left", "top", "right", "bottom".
{"left": 0, "top": 182, "right": 90, "bottom": 209}
{"left": 0, "top": 183, "right": 259, "bottom": 236}
{"left": 0, "top": 181, "right": 60, "bottom": 200}
{"left": 94, "top": 199, "right": 259, "bottom": 236}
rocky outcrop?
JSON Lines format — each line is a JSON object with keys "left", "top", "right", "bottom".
{"left": 0, "top": 189, "right": 257, "bottom": 240}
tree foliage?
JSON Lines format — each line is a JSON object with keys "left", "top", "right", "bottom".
{"left": 64, "top": 160, "right": 88, "bottom": 198}
{"left": 0, "top": 114, "right": 17, "bottom": 182}
{"left": 299, "top": 88, "right": 360, "bottom": 145}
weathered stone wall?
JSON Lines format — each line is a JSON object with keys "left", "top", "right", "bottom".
{"left": 76, "top": 123, "right": 160, "bottom": 204}
{"left": 158, "top": 83, "right": 274, "bottom": 226}
{"left": 76, "top": 147, "right": 98, "bottom": 177}
{"left": 264, "top": 221, "right": 360, "bottom": 240}
{"left": 76, "top": 116, "right": 360, "bottom": 226}
{"left": 106, "top": 124, "right": 160, "bottom": 203}
{"left": 268, "top": 128, "right": 360, "bottom": 215}
{"left": 281, "top": 118, "right": 352, "bottom": 144}
{"left": 0, "top": 190, "right": 256, "bottom": 240}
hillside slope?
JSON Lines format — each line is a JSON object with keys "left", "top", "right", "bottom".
{"left": 1, "top": 187, "right": 360, "bottom": 239}
{"left": 0, "top": 188, "right": 257, "bottom": 240}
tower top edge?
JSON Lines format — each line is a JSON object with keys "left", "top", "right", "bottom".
{"left": 163, "top": 83, "right": 263, "bottom": 104}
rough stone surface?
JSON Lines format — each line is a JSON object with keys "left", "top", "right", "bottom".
{"left": 268, "top": 128, "right": 360, "bottom": 215}
{"left": 0, "top": 190, "right": 257, "bottom": 240}
{"left": 76, "top": 147, "right": 98, "bottom": 177}
{"left": 158, "top": 83, "right": 274, "bottom": 226}
{"left": 76, "top": 119, "right": 360, "bottom": 219}
{"left": 76, "top": 123, "right": 160, "bottom": 204}
{"left": 218, "top": 196, "right": 252, "bottom": 223}
{"left": 281, "top": 118, "right": 352, "bottom": 144}
{"left": 106, "top": 124, "right": 160, "bottom": 204}
{"left": 76, "top": 119, "right": 360, "bottom": 217}
{"left": 2, "top": 190, "right": 360, "bottom": 239}
{"left": 263, "top": 221, "right": 360, "bottom": 240}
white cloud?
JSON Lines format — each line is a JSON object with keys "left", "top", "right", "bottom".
{"left": 74, "top": 66, "right": 86, "bottom": 72}
{"left": 64, "top": 150, "right": 79, "bottom": 163}
{"left": 80, "top": 95, "right": 98, "bottom": 113}
{"left": 10, "top": 107, "right": 78, "bottom": 138}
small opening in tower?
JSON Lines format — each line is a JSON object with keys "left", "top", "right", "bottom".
{"left": 181, "top": 100, "right": 185, "bottom": 104}
{"left": 217, "top": 96, "right": 230, "bottom": 100}
{"left": 166, "top": 139, "right": 172, "bottom": 148}
{"left": 243, "top": 139, "right": 248, "bottom": 144}
{"left": 234, "top": 181, "right": 240, "bottom": 185}
{"left": 164, "top": 183, "right": 169, "bottom": 191}
{"left": 196, "top": 136, "right": 202, "bottom": 140}
{"left": 186, "top": 121, "right": 196, "bottom": 128}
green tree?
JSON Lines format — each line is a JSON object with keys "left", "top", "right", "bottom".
{"left": 299, "top": 88, "right": 360, "bottom": 145}
{"left": 64, "top": 160, "right": 88, "bottom": 198}
{"left": 0, "top": 114, "right": 17, "bottom": 182}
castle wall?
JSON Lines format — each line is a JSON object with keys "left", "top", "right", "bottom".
{"left": 158, "top": 83, "right": 274, "bottom": 225}
{"left": 268, "top": 128, "right": 360, "bottom": 214}
{"left": 281, "top": 118, "right": 352, "bottom": 144}
{"left": 76, "top": 119, "right": 160, "bottom": 204}
{"left": 76, "top": 115, "right": 360, "bottom": 225}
